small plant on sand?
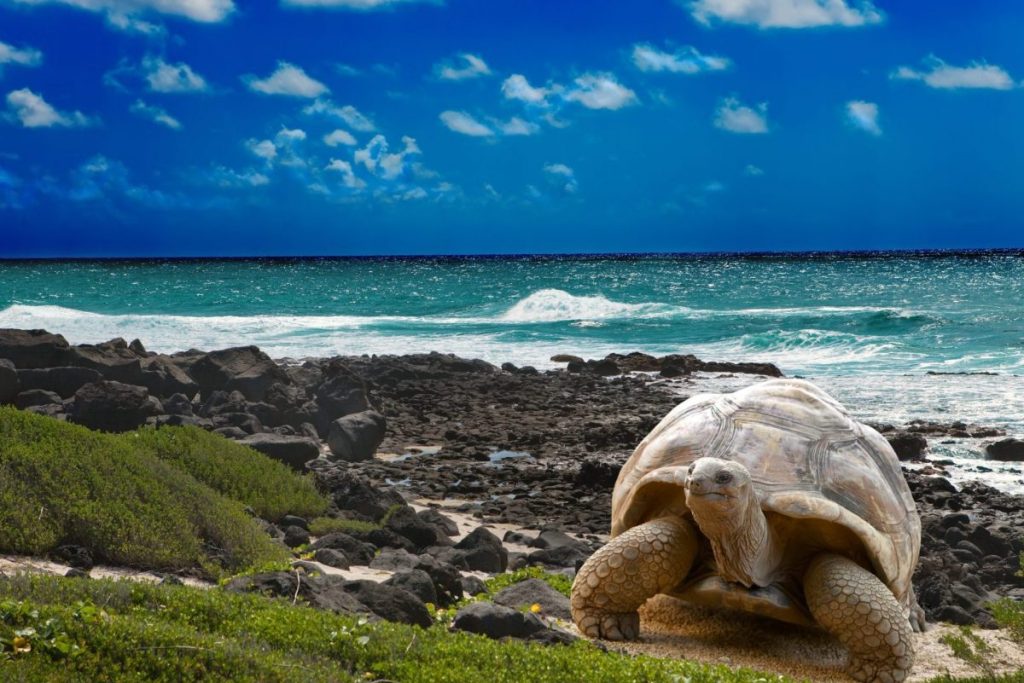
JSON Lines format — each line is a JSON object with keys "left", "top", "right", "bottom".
{"left": 939, "top": 625, "right": 996, "bottom": 678}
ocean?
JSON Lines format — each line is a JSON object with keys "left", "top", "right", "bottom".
{"left": 1, "top": 252, "right": 1022, "bottom": 491}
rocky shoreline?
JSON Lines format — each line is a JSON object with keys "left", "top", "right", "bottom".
{"left": 1, "top": 327, "right": 1022, "bottom": 633}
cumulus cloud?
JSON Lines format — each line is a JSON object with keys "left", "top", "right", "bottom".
{"left": 890, "top": 56, "right": 1015, "bottom": 90}
{"left": 105, "top": 12, "right": 166, "bottom": 35}
{"left": 9, "top": 0, "right": 234, "bottom": 23}
{"left": 303, "top": 99, "right": 376, "bottom": 131}
{"left": 439, "top": 110, "right": 493, "bottom": 137}
{"left": 714, "top": 97, "right": 768, "bottom": 134}
{"left": 563, "top": 73, "right": 637, "bottom": 110}
{"left": 324, "top": 129, "right": 358, "bottom": 146}
{"left": 689, "top": 0, "right": 883, "bottom": 29}
{"left": 501, "top": 74, "right": 555, "bottom": 106}
{"left": 495, "top": 117, "right": 539, "bottom": 136}
{"left": 0, "top": 40, "right": 43, "bottom": 69}
{"left": 247, "top": 138, "right": 277, "bottom": 163}
{"left": 631, "top": 44, "right": 730, "bottom": 74}
{"left": 245, "top": 62, "right": 328, "bottom": 98}
{"left": 435, "top": 53, "right": 490, "bottom": 81}
{"left": 353, "top": 134, "right": 420, "bottom": 180}
{"left": 845, "top": 100, "right": 880, "bottom": 135}
{"left": 5, "top": 88, "right": 94, "bottom": 128}
{"left": 143, "top": 56, "right": 208, "bottom": 93}
{"left": 130, "top": 99, "right": 181, "bottom": 129}
{"left": 542, "top": 162, "right": 578, "bottom": 195}
{"left": 325, "top": 158, "right": 366, "bottom": 189}
{"left": 744, "top": 163, "right": 764, "bottom": 176}
{"left": 282, "top": 0, "right": 439, "bottom": 9}
{"left": 207, "top": 166, "right": 269, "bottom": 188}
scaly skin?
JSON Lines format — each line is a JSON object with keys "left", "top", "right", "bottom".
{"left": 571, "top": 517, "right": 698, "bottom": 640}
{"left": 804, "top": 554, "right": 914, "bottom": 683}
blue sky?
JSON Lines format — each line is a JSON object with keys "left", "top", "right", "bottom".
{"left": 1, "top": 0, "right": 1022, "bottom": 256}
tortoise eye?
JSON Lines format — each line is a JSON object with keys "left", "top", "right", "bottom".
{"left": 715, "top": 472, "right": 733, "bottom": 485}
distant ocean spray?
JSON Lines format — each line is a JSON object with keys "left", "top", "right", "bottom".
{"left": 1, "top": 252, "right": 1023, "bottom": 490}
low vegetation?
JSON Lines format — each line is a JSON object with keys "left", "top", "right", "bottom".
{"left": 0, "top": 408, "right": 329, "bottom": 576}
{"left": 0, "top": 574, "right": 792, "bottom": 683}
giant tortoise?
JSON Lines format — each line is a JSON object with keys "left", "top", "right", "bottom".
{"left": 571, "top": 378, "right": 924, "bottom": 683}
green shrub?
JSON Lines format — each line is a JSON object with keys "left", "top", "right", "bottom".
{"left": 485, "top": 567, "right": 574, "bottom": 598}
{"left": 122, "top": 426, "right": 326, "bottom": 522}
{"left": 308, "top": 516, "right": 380, "bottom": 536}
{"left": 0, "top": 574, "right": 791, "bottom": 683}
{"left": 0, "top": 408, "right": 288, "bottom": 576}
{"left": 991, "top": 598, "right": 1024, "bottom": 645}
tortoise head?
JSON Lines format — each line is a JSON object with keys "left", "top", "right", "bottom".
{"left": 684, "top": 457, "right": 755, "bottom": 530}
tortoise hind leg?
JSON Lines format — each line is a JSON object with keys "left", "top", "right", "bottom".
{"left": 571, "top": 517, "right": 698, "bottom": 641}
{"left": 803, "top": 553, "right": 914, "bottom": 683}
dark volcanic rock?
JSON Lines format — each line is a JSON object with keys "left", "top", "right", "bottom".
{"left": 15, "top": 366, "right": 103, "bottom": 399}
{"left": 327, "top": 410, "right": 386, "bottom": 462}
{"left": 986, "top": 438, "right": 1024, "bottom": 462}
{"left": 53, "top": 544, "right": 93, "bottom": 569}
{"left": 283, "top": 525, "right": 311, "bottom": 548}
{"left": 313, "top": 548, "right": 350, "bottom": 569}
{"left": 492, "top": 578, "right": 572, "bottom": 620}
{"left": 311, "top": 467, "right": 406, "bottom": 520}
{"left": 14, "top": 388, "right": 62, "bottom": 409}
{"left": 453, "top": 527, "right": 508, "bottom": 573}
{"left": 450, "top": 601, "right": 574, "bottom": 644}
{"left": 310, "top": 533, "right": 375, "bottom": 566}
{"left": 189, "top": 346, "right": 288, "bottom": 402}
{"left": 0, "top": 358, "right": 18, "bottom": 404}
{"left": 68, "top": 381, "right": 162, "bottom": 432}
{"left": 0, "top": 329, "right": 71, "bottom": 368}
{"left": 385, "top": 569, "right": 438, "bottom": 605}
{"left": 240, "top": 433, "right": 320, "bottom": 470}
{"left": 67, "top": 342, "right": 143, "bottom": 384}
{"left": 224, "top": 572, "right": 372, "bottom": 616}
{"left": 418, "top": 508, "right": 459, "bottom": 537}
{"left": 887, "top": 431, "right": 928, "bottom": 461}
{"left": 338, "top": 579, "right": 432, "bottom": 627}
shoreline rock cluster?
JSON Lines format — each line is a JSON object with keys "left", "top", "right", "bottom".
{"left": 1, "top": 327, "right": 1022, "bottom": 633}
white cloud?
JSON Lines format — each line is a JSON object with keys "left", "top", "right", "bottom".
{"left": 501, "top": 74, "right": 555, "bottom": 106}
{"left": 303, "top": 99, "right": 376, "bottom": 131}
{"left": 845, "top": 100, "right": 880, "bottom": 136}
{"left": 543, "top": 162, "right": 578, "bottom": 194}
{"left": 631, "top": 44, "right": 730, "bottom": 74}
{"left": 275, "top": 127, "right": 307, "bottom": 144}
{"left": 245, "top": 62, "right": 328, "bottom": 98}
{"left": 496, "top": 116, "right": 539, "bottom": 136}
{"left": 689, "top": 0, "right": 883, "bottom": 29}
{"left": 353, "top": 134, "right": 420, "bottom": 179}
{"left": 890, "top": 56, "right": 1015, "bottom": 91}
{"left": 282, "top": 0, "right": 438, "bottom": 9}
{"left": 564, "top": 73, "right": 638, "bottom": 110}
{"left": 0, "top": 40, "right": 43, "bottom": 68}
{"left": 208, "top": 166, "right": 269, "bottom": 188}
{"left": 143, "top": 56, "right": 208, "bottom": 93}
{"left": 324, "top": 128, "right": 358, "bottom": 146}
{"left": 106, "top": 12, "right": 165, "bottom": 35}
{"left": 5, "top": 88, "right": 94, "bottom": 128}
{"left": 130, "top": 99, "right": 181, "bottom": 129}
{"left": 436, "top": 53, "right": 490, "bottom": 81}
{"left": 714, "top": 97, "right": 768, "bottom": 134}
{"left": 9, "top": 0, "right": 234, "bottom": 23}
{"left": 439, "top": 110, "right": 494, "bottom": 137}
{"left": 325, "top": 158, "right": 366, "bottom": 189}
{"left": 744, "top": 163, "right": 764, "bottom": 176}
{"left": 247, "top": 138, "right": 277, "bottom": 162}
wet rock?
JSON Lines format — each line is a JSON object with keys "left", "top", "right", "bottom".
{"left": 328, "top": 410, "right": 386, "bottom": 462}
{"left": 887, "top": 432, "right": 928, "bottom": 461}
{"left": 68, "top": 381, "right": 162, "bottom": 432}
{"left": 986, "top": 438, "right": 1024, "bottom": 462}
{"left": 240, "top": 433, "right": 320, "bottom": 470}
{"left": 492, "top": 579, "right": 571, "bottom": 620}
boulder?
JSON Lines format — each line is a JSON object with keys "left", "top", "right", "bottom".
{"left": 224, "top": 572, "right": 372, "bottom": 616}
{"left": 283, "top": 525, "right": 311, "bottom": 548}
{"left": 188, "top": 346, "right": 288, "bottom": 402}
{"left": 527, "top": 545, "right": 589, "bottom": 568}
{"left": 418, "top": 508, "right": 459, "bottom": 537}
{"left": 887, "top": 431, "right": 928, "bottom": 461}
{"left": 453, "top": 527, "right": 508, "bottom": 573}
{"left": 450, "top": 601, "right": 547, "bottom": 640}
{"left": 315, "top": 368, "right": 371, "bottom": 428}
{"left": 137, "top": 356, "right": 199, "bottom": 398}
{"left": 67, "top": 342, "right": 143, "bottom": 383}
{"left": 240, "top": 433, "right": 320, "bottom": 471}
{"left": 280, "top": 515, "right": 308, "bottom": 530}
{"left": 310, "top": 532, "right": 375, "bottom": 566}
{"left": 385, "top": 569, "right": 438, "bottom": 606}
{"left": 68, "top": 381, "right": 162, "bottom": 432}
{"left": 327, "top": 410, "right": 386, "bottom": 462}
{"left": 461, "top": 575, "right": 488, "bottom": 596}
{"left": 370, "top": 548, "right": 421, "bottom": 572}
{"left": 0, "top": 358, "right": 18, "bottom": 404}
{"left": 492, "top": 579, "right": 572, "bottom": 620}
{"left": 986, "top": 438, "right": 1024, "bottom": 462}
{"left": 162, "top": 393, "right": 195, "bottom": 416}
{"left": 0, "top": 329, "right": 71, "bottom": 368}
{"left": 312, "top": 468, "right": 406, "bottom": 520}
{"left": 313, "top": 548, "right": 350, "bottom": 569}
{"left": 386, "top": 505, "right": 448, "bottom": 549}
{"left": 16, "top": 366, "right": 103, "bottom": 398}
{"left": 529, "top": 529, "right": 588, "bottom": 552}
{"left": 53, "top": 544, "right": 94, "bottom": 570}
{"left": 14, "top": 388, "right": 62, "bottom": 409}
{"left": 338, "top": 580, "right": 432, "bottom": 627}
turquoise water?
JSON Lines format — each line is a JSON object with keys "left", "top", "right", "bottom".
{"left": 1, "top": 253, "right": 1022, "bottom": 375}
{"left": 1, "top": 253, "right": 1023, "bottom": 490}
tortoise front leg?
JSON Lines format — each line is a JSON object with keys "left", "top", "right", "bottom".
{"left": 804, "top": 553, "right": 914, "bottom": 683}
{"left": 571, "top": 516, "right": 698, "bottom": 640}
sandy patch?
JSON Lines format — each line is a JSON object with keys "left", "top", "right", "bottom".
{"left": 0, "top": 554, "right": 211, "bottom": 588}
{"left": 594, "top": 595, "right": 1024, "bottom": 682}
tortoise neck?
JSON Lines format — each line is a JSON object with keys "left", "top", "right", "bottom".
{"left": 691, "top": 489, "right": 780, "bottom": 587}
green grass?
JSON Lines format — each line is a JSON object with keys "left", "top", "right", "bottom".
{"left": 122, "top": 425, "right": 326, "bottom": 523}
{"left": 991, "top": 598, "right": 1024, "bottom": 645}
{"left": 0, "top": 574, "right": 791, "bottom": 683}
{"left": 484, "top": 567, "right": 573, "bottom": 598}
{"left": 0, "top": 408, "right": 327, "bottom": 576}
{"left": 308, "top": 516, "right": 381, "bottom": 536}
